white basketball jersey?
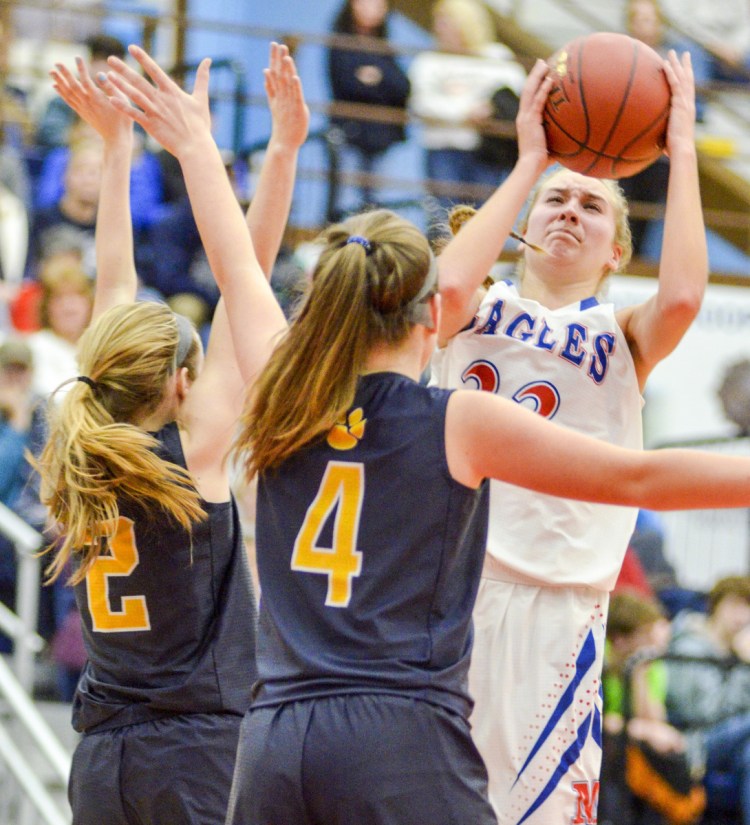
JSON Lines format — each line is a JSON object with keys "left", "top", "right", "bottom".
{"left": 432, "top": 280, "right": 643, "bottom": 590}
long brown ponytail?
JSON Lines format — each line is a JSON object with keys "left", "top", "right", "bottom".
{"left": 235, "top": 209, "right": 434, "bottom": 478}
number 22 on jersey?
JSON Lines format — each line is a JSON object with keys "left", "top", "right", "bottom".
{"left": 85, "top": 516, "right": 151, "bottom": 633}
{"left": 291, "top": 461, "right": 364, "bottom": 608}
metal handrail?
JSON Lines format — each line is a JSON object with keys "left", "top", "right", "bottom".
{"left": 0, "top": 655, "right": 71, "bottom": 783}
{"left": 0, "top": 723, "right": 68, "bottom": 825}
{"left": 0, "top": 502, "right": 44, "bottom": 691}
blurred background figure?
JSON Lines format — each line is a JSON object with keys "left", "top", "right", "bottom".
{"left": 667, "top": 575, "right": 750, "bottom": 823}
{"left": 27, "top": 139, "right": 102, "bottom": 279}
{"left": 717, "top": 357, "right": 750, "bottom": 437}
{"left": 25, "top": 254, "right": 93, "bottom": 399}
{"left": 661, "top": 0, "right": 750, "bottom": 84}
{"left": 0, "top": 182, "right": 30, "bottom": 338}
{"left": 0, "top": 338, "right": 48, "bottom": 654}
{"left": 408, "top": 0, "right": 526, "bottom": 236}
{"left": 600, "top": 590, "right": 702, "bottom": 825}
{"left": 326, "top": 0, "right": 411, "bottom": 216}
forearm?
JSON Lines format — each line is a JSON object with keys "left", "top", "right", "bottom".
{"left": 459, "top": 391, "right": 750, "bottom": 510}
{"left": 245, "top": 140, "right": 299, "bottom": 279}
{"left": 178, "top": 133, "right": 287, "bottom": 384}
{"left": 658, "top": 144, "right": 707, "bottom": 311}
{"left": 92, "top": 132, "right": 137, "bottom": 318}
{"left": 438, "top": 153, "right": 544, "bottom": 338}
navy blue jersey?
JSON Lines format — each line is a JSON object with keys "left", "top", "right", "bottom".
{"left": 254, "top": 372, "right": 489, "bottom": 718}
{"left": 72, "top": 422, "right": 257, "bottom": 733}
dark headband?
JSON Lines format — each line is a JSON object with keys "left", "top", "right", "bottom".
{"left": 405, "top": 252, "right": 438, "bottom": 329}
{"left": 174, "top": 313, "right": 195, "bottom": 368}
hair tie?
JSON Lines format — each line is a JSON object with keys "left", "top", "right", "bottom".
{"left": 76, "top": 375, "right": 97, "bottom": 390}
{"left": 345, "top": 235, "right": 372, "bottom": 255}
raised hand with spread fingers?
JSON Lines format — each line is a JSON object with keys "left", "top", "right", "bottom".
{"left": 106, "top": 43, "right": 288, "bottom": 386}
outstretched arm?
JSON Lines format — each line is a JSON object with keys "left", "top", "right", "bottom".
{"left": 448, "top": 389, "right": 750, "bottom": 511}
{"left": 105, "top": 45, "right": 287, "bottom": 387}
{"left": 617, "top": 51, "right": 707, "bottom": 389}
{"left": 50, "top": 56, "right": 138, "bottom": 319}
{"left": 437, "top": 59, "right": 554, "bottom": 344}
{"left": 246, "top": 41, "right": 309, "bottom": 279}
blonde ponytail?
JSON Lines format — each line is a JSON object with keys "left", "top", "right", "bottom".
{"left": 36, "top": 302, "right": 206, "bottom": 584}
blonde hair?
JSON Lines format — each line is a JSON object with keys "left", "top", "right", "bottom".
{"left": 625, "top": 0, "right": 665, "bottom": 31}
{"left": 235, "top": 209, "right": 434, "bottom": 478}
{"left": 38, "top": 257, "right": 94, "bottom": 331}
{"left": 433, "top": 0, "right": 496, "bottom": 53}
{"left": 36, "top": 301, "right": 206, "bottom": 584}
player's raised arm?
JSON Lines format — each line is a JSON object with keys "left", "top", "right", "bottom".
{"left": 437, "top": 59, "right": 553, "bottom": 343}
{"left": 105, "top": 45, "right": 287, "bottom": 386}
{"left": 617, "top": 50, "right": 707, "bottom": 387}
{"left": 246, "top": 41, "right": 309, "bottom": 279}
{"left": 50, "top": 56, "right": 138, "bottom": 318}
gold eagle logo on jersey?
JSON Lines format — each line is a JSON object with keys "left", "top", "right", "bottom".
{"left": 327, "top": 407, "right": 366, "bottom": 450}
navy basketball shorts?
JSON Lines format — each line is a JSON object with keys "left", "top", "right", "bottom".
{"left": 68, "top": 712, "right": 242, "bottom": 825}
{"left": 225, "top": 693, "right": 498, "bottom": 825}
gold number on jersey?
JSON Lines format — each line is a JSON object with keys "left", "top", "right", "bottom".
{"left": 85, "top": 516, "right": 151, "bottom": 632}
{"left": 291, "top": 462, "right": 364, "bottom": 607}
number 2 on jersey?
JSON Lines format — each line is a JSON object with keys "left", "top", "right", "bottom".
{"left": 291, "top": 462, "right": 364, "bottom": 607}
{"left": 85, "top": 516, "right": 151, "bottom": 632}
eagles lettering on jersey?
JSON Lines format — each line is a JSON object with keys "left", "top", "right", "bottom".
{"left": 476, "top": 297, "right": 617, "bottom": 385}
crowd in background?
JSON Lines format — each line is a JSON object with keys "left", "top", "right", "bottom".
{"left": 1, "top": 2, "right": 750, "bottom": 822}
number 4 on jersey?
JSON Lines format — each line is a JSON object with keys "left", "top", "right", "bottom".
{"left": 291, "top": 462, "right": 364, "bottom": 607}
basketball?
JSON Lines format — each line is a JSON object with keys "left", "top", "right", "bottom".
{"left": 543, "top": 32, "right": 671, "bottom": 178}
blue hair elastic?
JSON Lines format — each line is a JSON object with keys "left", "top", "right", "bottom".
{"left": 345, "top": 235, "right": 372, "bottom": 254}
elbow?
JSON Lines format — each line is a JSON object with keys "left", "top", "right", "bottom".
{"left": 616, "top": 457, "right": 654, "bottom": 509}
{"left": 661, "top": 291, "right": 703, "bottom": 329}
{"left": 439, "top": 275, "right": 466, "bottom": 315}
{"left": 438, "top": 258, "right": 474, "bottom": 314}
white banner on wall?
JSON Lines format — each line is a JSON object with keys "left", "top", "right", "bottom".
{"left": 609, "top": 275, "right": 750, "bottom": 589}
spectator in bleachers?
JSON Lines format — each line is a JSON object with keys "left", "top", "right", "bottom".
{"left": 0, "top": 139, "right": 32, "bottom": 214}
{"left": 661, "top": 0, "right": 750, "bottom": 84}
{"left": 27, "top": 139, "right": 102, "bottom": 279}
{"left": 666, "top": 575, "right": 750, "bottom": 823}
{"left": 0, "top": 183, "right": 29, "bottom": 332}
{"left": 601, "top": 590, "right": 703, "bottom": 825}
{"left": 407, "top": 0, "right": 526, "bottom": 235}
{"left": 25, "top": 255, "right": 93, "bottom": 399}
{"left": 326, "top": 0, "right": 411, "bottom": 215}
{"left": 0, "top": 338, "right": 48, "bottom": 652}
{"left": 35, "top": 114, "right": 166, "bottom": 273}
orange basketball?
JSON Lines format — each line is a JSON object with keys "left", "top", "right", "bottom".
{"left": 543, "top": 32, "right": 671, "bottom": 179}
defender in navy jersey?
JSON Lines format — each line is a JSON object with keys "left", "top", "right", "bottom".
{"left": 112, "top": 47, "right": 750, "bottom": 825}
{"left": 72, "top": 422, "right": 255, "bottom": 734}
{"left": 254, "top": 373, "right": 489, "bottom": 716}
{"left": 39, "top": 46, "right": 307, "bottom": 825}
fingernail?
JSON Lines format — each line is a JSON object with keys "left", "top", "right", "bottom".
{"left": 97, "top": 72, "right": 107, "bottom": 84}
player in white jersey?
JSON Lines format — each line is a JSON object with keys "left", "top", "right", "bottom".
{"left": 433, "top": 52, "right": 704, "bottom": 825}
